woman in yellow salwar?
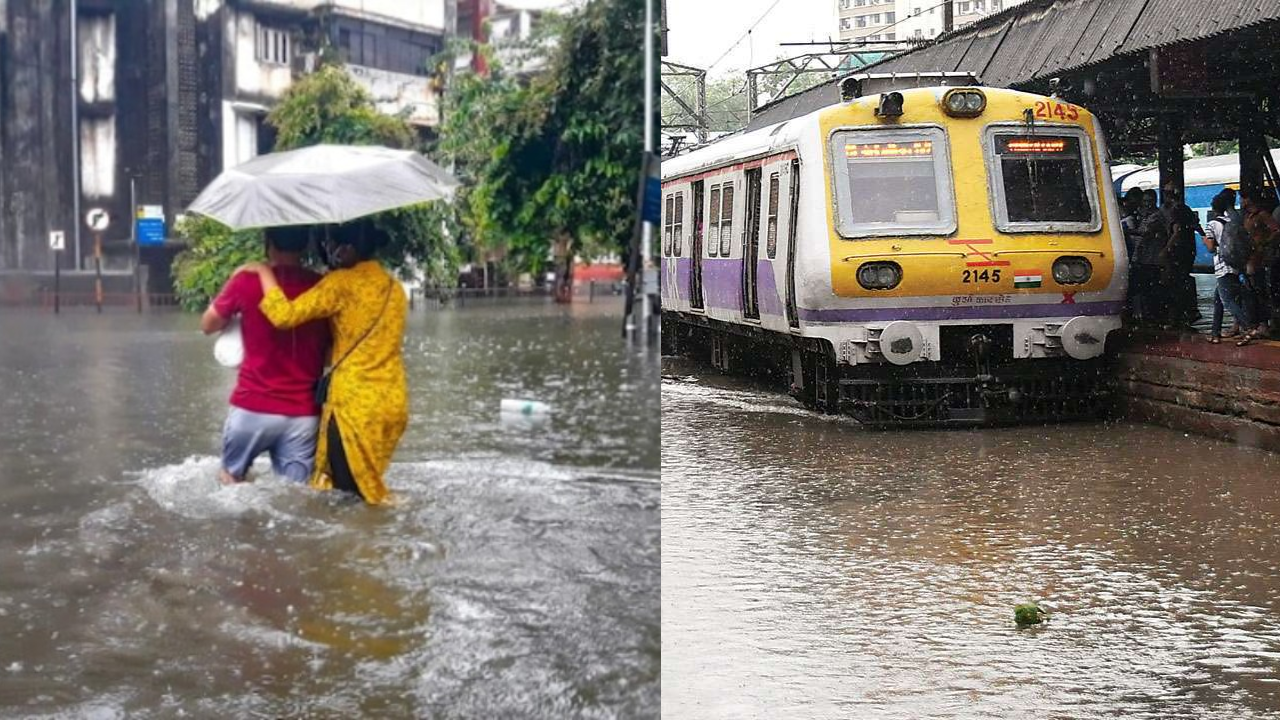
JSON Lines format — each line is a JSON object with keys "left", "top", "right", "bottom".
{"left": 238, "top": 224, "right": 407, "bottom": 505}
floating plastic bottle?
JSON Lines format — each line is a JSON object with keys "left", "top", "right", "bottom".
{"left": 500, "top": 398, "right": 551, "bottom": 417}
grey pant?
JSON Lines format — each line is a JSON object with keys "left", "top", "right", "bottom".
{"left": 221, "top": 407, "right": 319, "bottom": 482}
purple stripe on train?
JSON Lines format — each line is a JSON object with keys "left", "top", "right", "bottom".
{"left": 668, "top": 257, "right": 786, "bottom": 316}
{"left": 798, "top": 301, "right": 1124, "bottom": 323}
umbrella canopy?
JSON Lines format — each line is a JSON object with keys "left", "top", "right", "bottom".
{"left": 187, "top": 144, "right": 460, "bottom": 230}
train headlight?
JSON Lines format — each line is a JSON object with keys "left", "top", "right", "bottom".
{"left": 1052, "top": 256, "right": 1092, "bottom": 285}
{"left": 942, "top": 88, "right": 986, "bottom": 118}
{"left": 857, "top": 262, "right": 902, "bottom": 290}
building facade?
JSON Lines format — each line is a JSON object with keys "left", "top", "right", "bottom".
{"left": 837, "top": 0, "right": 1027, "bottom": 43}
{"left": 0, "top": 0, "right": 458, "bottom": 298}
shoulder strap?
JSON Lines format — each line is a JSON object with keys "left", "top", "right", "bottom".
{"left": 329, "top": 276, "right": 395, "bottom": 373}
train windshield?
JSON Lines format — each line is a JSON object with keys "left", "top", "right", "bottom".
{"left": 828, "top": 127, "right": 956, "bottom": 237}
{"left": 986, "top": 129, "right": 1100, "bottom": 232}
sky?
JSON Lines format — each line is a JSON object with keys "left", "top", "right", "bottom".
{"left": 665, "top": 0, "right": 837, "bottom": 78}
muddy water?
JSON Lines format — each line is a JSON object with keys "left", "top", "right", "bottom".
{"left": 0, "top": 299, "right": 658, "bottom": 719}
{"left": 663, "top": 357, "right": 1280, "bottom": 719}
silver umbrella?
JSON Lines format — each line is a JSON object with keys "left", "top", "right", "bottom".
{"left": 187, "top": 144, "right": 460, "bottom": 230}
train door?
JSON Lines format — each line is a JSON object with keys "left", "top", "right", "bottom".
{"left": 690, "top": 180, "right": 705, "bottom": 310}
{"left": 785, "top": 159, "right": 801, "bottom": 328}
{"left": 743, "top": 168, "right": 762, "bottom": 320}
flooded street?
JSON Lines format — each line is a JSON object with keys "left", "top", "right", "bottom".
{"left": 0, "top": 299, "right": 659, "bottom": 719}
{"left": 663, "top": 357, "right": 1280, "bottom": 719}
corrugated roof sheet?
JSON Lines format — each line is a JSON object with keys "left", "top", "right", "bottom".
{"left": 1118, "top": 0, "right": 1279, "bottom": 55}
{"left": 745, "top": 0, "right": 1280, "bottom": 131}
{"left": 981, "top": 4, "right": 1065, "bottom": 85}
{"left": 1080, "top": 0, "right": 1147, "bottom": 67}
{"left": 952, "top": 22, "right": 1009, "bottom": 80}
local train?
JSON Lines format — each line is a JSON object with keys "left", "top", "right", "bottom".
{"left": 1115, "top": 149, "right": 1280, "bottom": 269}
{"left": 659, "top": 75, "right": 1128, "bottom": 425}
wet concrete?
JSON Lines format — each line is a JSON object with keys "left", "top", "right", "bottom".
{"left": 0, "top": 299, "right": 659, "bottom": 719}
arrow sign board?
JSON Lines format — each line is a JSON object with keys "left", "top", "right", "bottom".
{"left": 86, "top": 208, "right": 110, "bottom": 231}
{"left": 49, "top": 230, "right": 65, "bottom": 251}
{"left": 135, "top": 205, "right": 166, "bottom": 246}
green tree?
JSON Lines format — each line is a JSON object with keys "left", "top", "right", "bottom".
{"left": 269, "top": 65, "right": 415, "bottom": 150}
{"left": 440, "top": 0, "right": 643, "bottom": 300}
{"left": 172, "top": 65, "right": 461, "bottom": 309}
{"left": 171, "top": 216, "right": 263, "bottom": 311}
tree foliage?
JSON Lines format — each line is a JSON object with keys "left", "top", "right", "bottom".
{"left": 269, "top": 65, "right": 414, "bottom": 150}
{"left": 171, "top": 215, "right": 263, "bottom": 311}
{"left": 440, "top": 0, "right": 643, "bottom": 291}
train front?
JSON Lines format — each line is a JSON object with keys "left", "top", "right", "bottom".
{"left": 800, "top": 85, "right": 1127, "bottom": 425}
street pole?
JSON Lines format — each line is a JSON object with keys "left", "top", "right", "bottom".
{"left": 640, "top": 0, "right": 655, "bottom": 345}
{"left": 71, "top": 0, "right": 82, "bottom": 271}
{"left": 132, "top": 177, "right": 142, "bottom": 313}
{"left": 94, "top": 230, "right": 103, "bottom": 313}
{"left": 54, "top": 249, "right": 61, "bottom": 314}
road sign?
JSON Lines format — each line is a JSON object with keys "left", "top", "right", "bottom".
{"left": 136, "top": 205, "right": 166, "bottom": 246}
{"left": 49, "top": 230, "right": 65, "bottom": 251}
{"left": 86, "top": 208, "right": 109, "bottom": 231}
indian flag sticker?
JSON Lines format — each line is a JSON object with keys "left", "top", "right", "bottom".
{"left": 1014, "top": 270, "right": 1042, "bottom": 289}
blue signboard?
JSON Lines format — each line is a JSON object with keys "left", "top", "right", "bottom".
{"left": 642, "top": 176, "right": 661, "bottom": 225}
{"left": 136, "top": 205, "right": 166, "bottom": 246}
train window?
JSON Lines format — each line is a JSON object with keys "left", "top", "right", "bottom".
{"left": 663, "top": 195, "right": 674, "bottom": 257}
{"left": 719, "top": 184, "right": 734, "bottom": 257}
{"left": 673, "top": 193, "right": 685, "bottom": 256}
{"left": 828, "top": 127, "right": 956, "bottom": 237}
{"left": 766, "top": 173, "right": 780, "bottom": 258}
{"left": 708, "top": 186, "right": 721, "bottom": 257}
{"left": 985, "top": 127, "right": 1100, "bottom": 232}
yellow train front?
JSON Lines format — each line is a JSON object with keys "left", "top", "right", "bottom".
{"left": 660, "top": 78, "right": 1128, "bottom": 425}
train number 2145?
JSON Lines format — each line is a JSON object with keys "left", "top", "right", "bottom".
{"left": 1034, "top": 100, "right": 1079, "bottom": 121}
{"left": 962, "top": 269, "right": 1001, "bottom": 283}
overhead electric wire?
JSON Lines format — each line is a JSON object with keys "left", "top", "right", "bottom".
{"left": 706, "top": 0, "right": 785, "bottom": 73}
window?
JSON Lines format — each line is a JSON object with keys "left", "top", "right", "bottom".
{"left": 663, "top": 196, "right": 674, "bottom": 256}
{"left": 886, "top": 32, "right": 896, "bottom": 41}
{"left": 856, "top": 16, "right": 867, "bottom": 27}
{"left": 986, "top": 130, "right": 1099, "bottom": 231}
{"left": 913, "top": 6, "right": 922, "bottom": 15}
{"left": 719, "top": 184, "right": 734, "bottom": 256}
{"left": 885, "top": 11, "right": 895, "bottom": 22}
{"left": 673, "top": 193, "right": 685, "bottom": 256}
{"left": 975, "top": 0, "right": 986, "bottom": 11}
{"left": 708, "top": 186, "right": 721, "bottom": 257}
{"left": 869, "top": 34, "right": 881, "bottom": 41}
{"left": 829, "top": 127, "right": 956, "bottom": 237}
{"left": 870, "top": 13, "right": 881, "bottom": 23}
{"left": 841, "top": 17, "right": 851, "bottom": 30}
{"left": 256, "top": 24, "right": 290, "bottom": 65}
{"left": 914, "top": 28, "right": 924, "bottom": 37}
{"left": 854, "top": 0, "right": 866, "bottom": 6}
{"left": 766, "top": 173, "right": 780, "bottom": 259}
{"left": 958, "top": 1, "right": 970, "bottom": 13}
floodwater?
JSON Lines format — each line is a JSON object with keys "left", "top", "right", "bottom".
{"left": 0, "top": 298, "right": 659, "bottom": 719}
{"left": 663, "top": 357, "right": 1280, "bottom": 719}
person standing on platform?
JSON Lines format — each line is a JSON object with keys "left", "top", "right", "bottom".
{"left": 1204, "top": 192, "right": 1259, "bottom": 345}
{"left": 1160, "top": 181, "right": 1203, "bottom": 329}
{"left": 1242, "top": 190, "right": 1280, "bottom": 336}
